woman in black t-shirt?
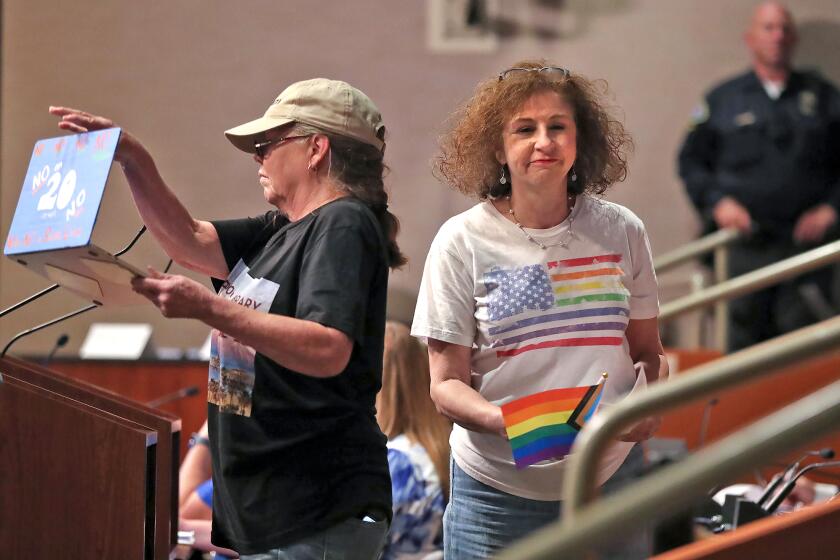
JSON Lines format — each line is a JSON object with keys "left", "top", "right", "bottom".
{"left": 50, "top": 78, "right": 404, "bottom": 558}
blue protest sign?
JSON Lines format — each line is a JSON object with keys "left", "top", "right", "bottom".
{"left": 4, "top": 128, "right": 121, "bottom": 256}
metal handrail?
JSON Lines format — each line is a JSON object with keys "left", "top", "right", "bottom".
{"left": 495, "top": 378, "right": 840, "bottom": 560}
{"left": 660, "top": 238, "right": 840, "bottom": 321}
{"left": 493, "top": 315, "right": 840, "bottom": 559}
{"left": 654, "top": 228, "right": 741, "bottom": 273}
{"left": 655, "top": 228, "right": 741, "bottom": 351}
{"left": 564, "top": 315, "right": 840, "bottom": 512}
{"left": 491, "top": 238, "right": 840, "bottom": 556}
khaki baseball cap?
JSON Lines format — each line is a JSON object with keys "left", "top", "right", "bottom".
{"left": 225, "top": 78, "right": 386, "bottom": 153}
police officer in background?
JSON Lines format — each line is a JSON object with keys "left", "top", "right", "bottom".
{"left": 679, "top": 1, "right": 840, "bottom": 351}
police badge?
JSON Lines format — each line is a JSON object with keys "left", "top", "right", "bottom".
{"left": 799, "top": 90, "right": 817, "bottom": 116}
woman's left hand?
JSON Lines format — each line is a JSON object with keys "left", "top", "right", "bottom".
{"left": 131, "top": 268, "right": 215, "bottom": 320}
{"left": 617, "top": 415, "right": 662, "bottom": 442}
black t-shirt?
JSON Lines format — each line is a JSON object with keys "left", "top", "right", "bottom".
{"left": 205, "top": 197, "right": 392, "bottom": 554}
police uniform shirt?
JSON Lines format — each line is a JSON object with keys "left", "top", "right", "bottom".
{"left": 678, "top": 69, "right": 840, "bottom": 240}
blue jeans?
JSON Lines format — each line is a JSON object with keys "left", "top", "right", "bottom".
{"left": 239, "top": 517, "right": 389, "bottom": 560}
{"left": 443, "top": 444, "right": 650, "bottom": 559}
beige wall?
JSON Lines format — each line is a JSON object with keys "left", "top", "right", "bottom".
{"left": 3, "top": 0, "right": 840, "bottom": 356}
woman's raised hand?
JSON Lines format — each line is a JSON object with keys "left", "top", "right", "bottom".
{"left": 49, "top": 106, "right": 141, "bottom": 165}
{"left": 49, "top": 106, "right": 117, "bottom": 134}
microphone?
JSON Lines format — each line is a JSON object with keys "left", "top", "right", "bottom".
{"left": 0, "top": 227, "right": 150, "bottom": 359}
{"left": 1, "top": 304, "right": 98, "bottom": 359}
{"left": 145, "top": 385, "right": 200, "bottom": 408}
{"left": 755, "top": 448, "right": 835, "bottom": 508}
{"left": 763, "top": 459, "right": 840, "bottom": 514}
{"left": 698, "top": 397, "right": 718, "bottom": 447}
{"left": 0, "top": 284, "right": 60, "bottom": 321}
{"left": 44, "top": 333, "right": 69, "bottom": 365}
{"left": 0, "top": 226, "right": 146, "bottom": 321}
{"left": 697, "top": 398, "right": 724, "bottom": 498}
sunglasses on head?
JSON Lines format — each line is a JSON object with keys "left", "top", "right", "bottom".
{"left": 498, "top": 66, "right": 571, "bottom": 82}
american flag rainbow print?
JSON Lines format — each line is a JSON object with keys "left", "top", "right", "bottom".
{"left": 484, "top": 253, "right": 630, "bottom": 358}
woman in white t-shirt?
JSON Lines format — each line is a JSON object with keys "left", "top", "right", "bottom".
{"left": 412, "top": 60, "right": 668, "bottom": 559}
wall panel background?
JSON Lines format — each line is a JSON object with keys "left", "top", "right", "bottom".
{"left": 3, "top": 1, "right": 839, "bottom": 355}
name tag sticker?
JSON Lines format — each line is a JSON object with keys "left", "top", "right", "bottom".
{"left": 734, "top": 112, "right": 756, "bottom": 127}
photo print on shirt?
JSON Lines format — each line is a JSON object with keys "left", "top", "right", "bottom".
{"left": 208, "top": 259, "right": 280, "bottom": 416}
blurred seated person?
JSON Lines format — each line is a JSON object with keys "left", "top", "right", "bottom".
{"left": 180, "top": 422, "right": 213, "bottom": 521}
{"left": 377, "top": 321, "right": 452, "bottom": 559}
{"left": 178, "top": 421, "right": 237, "bottom": 559}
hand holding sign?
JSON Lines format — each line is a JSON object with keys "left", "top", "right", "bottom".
{"left": 131, "top": 267, "right": 216, "bottom": 320}
{"left": 50, "top": 106, "right": 117, "bottom": 135}
{"left": 49, "top": 106, "right": 137, "bottom": 166}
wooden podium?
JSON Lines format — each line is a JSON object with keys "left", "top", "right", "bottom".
{"left": 0, "top": 356, "right": 180, "bottom": 559}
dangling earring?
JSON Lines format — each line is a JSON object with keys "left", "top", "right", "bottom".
{"left": 570, "top": 166, "right": 577, "bottom": 182}
{"left": 499, "top": 166, "right": 507, "bottom": 185}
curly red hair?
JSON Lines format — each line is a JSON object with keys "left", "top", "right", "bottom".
{"left": 435, "top": 59, "right": 633, "bottom": 199}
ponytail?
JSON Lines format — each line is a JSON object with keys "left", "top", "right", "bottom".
{"left": 287, "top": 123, "right": 406, "bottom": 268}
{"left": 324, "top": 133, "right": 407, "bottom": 269}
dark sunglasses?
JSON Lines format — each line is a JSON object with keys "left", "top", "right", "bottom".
{"left": 253, "top": 134, "right": 310, "bottom": 159}
{"left": 498, "top": 66, "right": 571, "bottom": 82}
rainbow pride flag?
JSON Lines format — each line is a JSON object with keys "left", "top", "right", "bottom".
{"left": 502, "top": 374, "right": 607, "bottom": 469}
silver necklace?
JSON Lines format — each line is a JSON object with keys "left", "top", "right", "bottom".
{"left": 507, "top": 194, "right": 576, "bottom": 250}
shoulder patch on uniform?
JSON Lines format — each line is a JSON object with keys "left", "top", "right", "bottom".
{"left": 689, "top": 101, "right": 710, "bottom": 128}
{"left": 688, "top": 100, "right": 709, "bottom": 132}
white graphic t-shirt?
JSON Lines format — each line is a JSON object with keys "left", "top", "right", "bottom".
{"left": 208, "top": 259, "right": 279, "bottom": 417}
{"left": 412, "top": 195, "right": 659, "bottom": 500}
